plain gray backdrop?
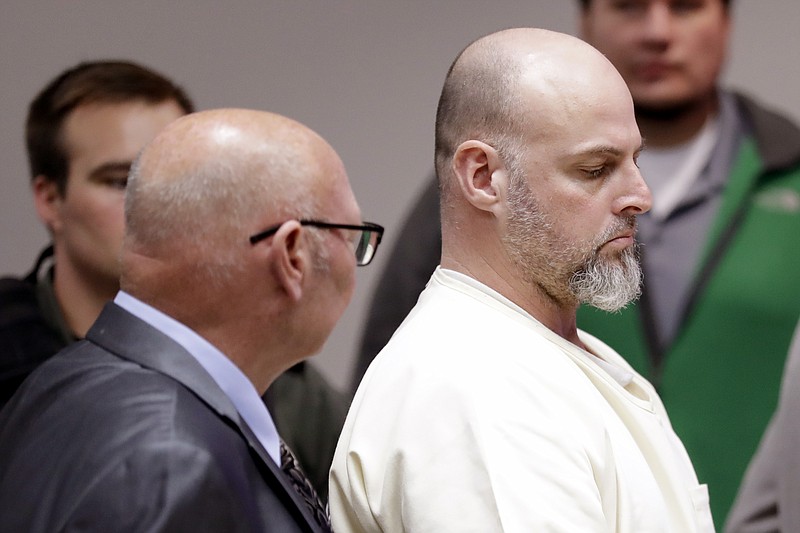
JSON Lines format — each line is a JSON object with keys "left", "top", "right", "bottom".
{"left": 2, "top": 1, "right": 799, "bottom": 392}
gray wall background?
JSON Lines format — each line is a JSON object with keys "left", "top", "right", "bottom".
{"left": 2, "top": 1, "right": 799, "bottom": 392}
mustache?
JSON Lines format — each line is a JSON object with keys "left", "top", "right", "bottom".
{"left": 572, "top": 215, "right": 640, "bottom": 281}
{"left": 594, "top": 216, "right": 637, "bottom": 250}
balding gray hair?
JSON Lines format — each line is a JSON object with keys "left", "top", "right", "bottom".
{"left": 434, "top": 37, "right": 528, "bottom": 201}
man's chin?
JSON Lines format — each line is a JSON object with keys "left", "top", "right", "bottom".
{"left": 587, "top": 294, "right": 638, "bottom": 313}
{"left": 571, "top": 256, "right": 642, "bottom": 313}
{"left": 581, "top": 283, "right": 641, "bottom": 313}
{"left": 633, "top": 97, "right": 698, "bottom": 121}
{"left": 596, "top": 244, "right": 636, "bottom": 265}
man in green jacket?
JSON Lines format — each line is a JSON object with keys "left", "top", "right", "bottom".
{"left": 577, "top": 0, "right": 800, "bottom": 524}
{"left": 354, "top": 0, "right": 800, "bottom": 525}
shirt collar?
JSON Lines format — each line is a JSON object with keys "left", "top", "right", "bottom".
{"left": 435, "top": 268, "right": 635, "bottom": 387}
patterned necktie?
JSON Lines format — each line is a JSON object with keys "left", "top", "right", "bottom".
{"left": 280, "top": 440, "right": 332, "bottom": 532}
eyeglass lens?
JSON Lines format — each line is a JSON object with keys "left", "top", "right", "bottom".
{"left": 355, "top": 230, "right": 378, "bottom": 266}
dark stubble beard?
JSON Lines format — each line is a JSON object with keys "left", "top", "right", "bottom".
{"left": 633, "top": 100, "right": 698, "bottom": 122}
{"left": 504, "top": 176, "right": 643, "bottom": 313}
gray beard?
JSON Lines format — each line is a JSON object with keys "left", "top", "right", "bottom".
{"left": 504, "top": 176, "right": 643, "bottom": 313}
{"left": 569, "top": 241, "right": 642, "bottom": 312}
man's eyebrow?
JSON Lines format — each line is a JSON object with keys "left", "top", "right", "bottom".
{"left": 573, "top": 141, "right": 646, "bottom": 158}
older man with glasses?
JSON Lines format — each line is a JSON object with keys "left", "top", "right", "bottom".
{"left": 0, "top": 108, "right": 381, "bottom": 533}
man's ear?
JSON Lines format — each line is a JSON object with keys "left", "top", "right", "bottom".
{"left": 452, "top": 140, "right": 508, "bottom": 213}
{"left": 32, "top": 175, "right": 63, "bottom": 234}
{"left": 267, "top": 220, "right": 307, "bottom": 302}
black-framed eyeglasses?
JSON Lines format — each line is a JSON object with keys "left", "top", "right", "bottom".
{"left": 249, "top": 219, "right": 384, "bottom": 266}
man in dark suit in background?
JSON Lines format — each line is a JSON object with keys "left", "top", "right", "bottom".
{"left": 0, "top": 108, "right": 383, "bottom": 531}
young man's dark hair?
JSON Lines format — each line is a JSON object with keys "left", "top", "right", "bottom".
{"left": 26, "top": 60, "right": 194, "bottom": 195}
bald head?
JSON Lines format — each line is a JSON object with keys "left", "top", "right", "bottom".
{"left": 119, "top": 108, "right": 362, "bottom": 390}
{"left": 125, "top": 109, "right": 345, "bottom": 259}
{"left": 435, "top": 28, "right": 649, "bottom": 322}
{"left": 435, "top": 28, "right": 632, "bottom": 197}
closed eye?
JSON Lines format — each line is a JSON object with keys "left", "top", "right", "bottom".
{"left": 583, "top": 166, "right": 611, "bottom": 179}
{"left": 89, "top": 162, "right": 132, "bottom": 190}
{"left": 100, "top": 175, "right": 129, "bottom": 190}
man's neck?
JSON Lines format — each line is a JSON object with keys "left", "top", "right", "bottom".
{"left": 52, "top": 260, "right": 118, "bottom": 339}
{"left": 636, "top": 92, "right": 719, "bottom": 148}
{"left": 442, "top": 256, "right": 585, "bottom": 350}
{"left": 522, "top": 289, "right": 583, "bottom": 350}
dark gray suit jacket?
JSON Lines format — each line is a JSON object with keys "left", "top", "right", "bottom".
{"left": 0, "top": 303, "right": 326, "bottom": 533}
{"left": 726, "top": 323, "right": 800, "bottom": 533}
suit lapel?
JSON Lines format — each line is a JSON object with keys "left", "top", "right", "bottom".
{"left": 238, "top": 419, "right": 326, "bottom": 532}
{"left": 86, "top": 303, "right": 324, "bottom": 532}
